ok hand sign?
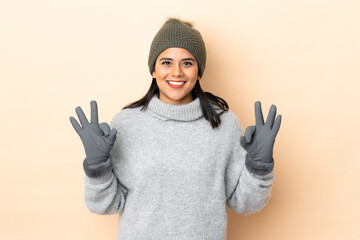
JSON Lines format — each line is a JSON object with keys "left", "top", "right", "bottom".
{"left": 240, "top": 101, "right": 282, "bottom": 176}
{"left": 70, "top": 101, "right": 117, "bottom": 177}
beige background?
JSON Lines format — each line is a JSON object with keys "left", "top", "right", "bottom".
{"left": 1, "top": 0, "right": 359, "bottom": 239}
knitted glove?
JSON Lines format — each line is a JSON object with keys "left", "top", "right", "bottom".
{"left": 70, "top": 100, "right": 117, "bottom": 178}
{"left": 240, "top": 101, "right": 282, "bottom": 176}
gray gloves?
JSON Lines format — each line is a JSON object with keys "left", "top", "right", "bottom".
{"left": 70, "top": 101, "right": 117, "bottom": 178}
{"left": 240, "top": 101, "right": 282, "bottom": 177}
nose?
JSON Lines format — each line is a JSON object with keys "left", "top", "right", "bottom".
{"left": 171, "top": 63, "right": 184, "bottom": 77}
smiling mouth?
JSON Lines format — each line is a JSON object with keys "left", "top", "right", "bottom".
{"left": 166, "top": 80, "right": 186, "bottom": 86}
{"left": 166, "top": 80, "right": 186, "bottom": 88}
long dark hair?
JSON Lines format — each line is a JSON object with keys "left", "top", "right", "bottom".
{"left": 123, "top": 78, "right": 229, "bottom": 129}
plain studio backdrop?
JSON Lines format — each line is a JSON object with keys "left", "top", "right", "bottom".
{"left": 0, "top": 0, "right": 359, "bottom": 239}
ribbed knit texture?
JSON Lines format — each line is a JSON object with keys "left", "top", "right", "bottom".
{"left": 147, "top": 94, "right": 203, "bottom": 121}
{"left": 84, "top": 95, "right": 274, "bottom": 240}
{"left": 148, "top": 18, "right": 206, "bottom": 78}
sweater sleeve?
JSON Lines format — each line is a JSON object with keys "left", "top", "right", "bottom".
{"left": 84, "top": 169, "right": 128, "bottom": 215}
{"left": 83, "top": 113, "right": 129, "bottom": 215}
{"left": 225, "top": 112, "right": 274, "bottom": 215}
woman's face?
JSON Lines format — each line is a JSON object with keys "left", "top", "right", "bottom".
{"left": 152, "top": 47, "right": 200, "bottom": 105}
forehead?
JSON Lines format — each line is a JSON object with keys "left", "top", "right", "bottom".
{"left": 158, "top": 47, "right": 195, "bottom": 58}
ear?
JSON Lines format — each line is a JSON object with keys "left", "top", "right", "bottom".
{"left": 152, "top": 71, "right": 156, "bottom": 78}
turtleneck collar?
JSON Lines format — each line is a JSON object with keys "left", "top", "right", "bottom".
{"left": 147, "top": 95, "right": 203, "bottom": 122}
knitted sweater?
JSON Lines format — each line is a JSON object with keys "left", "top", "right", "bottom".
{"left": 84, "top": 95, "right": 274, "bottom": 240}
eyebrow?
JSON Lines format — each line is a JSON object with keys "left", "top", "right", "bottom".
{"left": 159, "top": 57, "right": 196, "bottom": 62}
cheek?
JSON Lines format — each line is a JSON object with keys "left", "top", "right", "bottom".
{"left": 154, "top": 68, "right": 168, "bottom": 79}
{"left": 189, "top": 66, "right": 199, "bottom": 78}
{"left": 155, "top": 78, "right": 163, "bottom": 87}
{"left": 189, "top": 69, "right": 199, "bottom": 80}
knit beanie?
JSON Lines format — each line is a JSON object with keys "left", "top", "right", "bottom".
{"left": 148, "top": 17, "right": 207, "bottom": 78}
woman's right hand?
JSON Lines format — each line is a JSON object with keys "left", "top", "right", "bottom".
{"left": 70, "top": 100, "right": 117, "bottom": 167}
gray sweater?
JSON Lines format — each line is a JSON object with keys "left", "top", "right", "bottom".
{"left": 84, "top": 95, "right": 274, "bottom": 240}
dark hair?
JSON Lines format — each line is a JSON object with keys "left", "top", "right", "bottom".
{"left": 122, "top": 78, "right": 229, "bottom": 129}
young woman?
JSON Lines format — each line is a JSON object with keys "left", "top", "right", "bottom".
{"left": 70, "top": 17, "right": 282, "bottom": 240}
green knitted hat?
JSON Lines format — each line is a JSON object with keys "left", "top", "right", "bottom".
{"left": 148, "top": 17, "right": 206, "bottom": 78}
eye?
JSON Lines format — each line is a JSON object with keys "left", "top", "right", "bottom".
{"left": 161, "top": 61, "right": 171, "bottom": 65}
{"left": 183, "top": 61, "right": 193, "bottom": 66}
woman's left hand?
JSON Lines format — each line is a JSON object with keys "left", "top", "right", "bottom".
{"left": 240, "top": 101, "right": 282, "bottom": 176}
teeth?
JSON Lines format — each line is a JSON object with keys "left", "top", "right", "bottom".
{"left": 168, "top": 81, "right": 185, "bottom": 85}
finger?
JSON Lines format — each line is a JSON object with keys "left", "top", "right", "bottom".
{"left": 244, "top": 125, "right": 256, "bottom": 143}
{"left": 75, "top": 106, "right": 89, "bottom": 127}
{"left": 69, "top": 116, "right": 82, "bottom": 135}
{"left": 90, "top": 100, "right": 99, "bottom": 126}
{"left": 108, "top": 128, "right": 117, "bottom": 143}
{"left": 249, "top": 161, "right": 274, "bottom": 175}
{"left": 265, "top": 104, "right": 277, "bottom": 129}
{"left": 240, "top": 136, "right": 248, "bottom": 148}
{"left": 255, "top": 101, "right": 264, "bottom": 128}
{"left": 272, "top": 114, "right": 282, "bottom": 138}
{"left": 99, "top": 122, "right": 111, "bottom": 136}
